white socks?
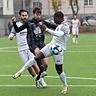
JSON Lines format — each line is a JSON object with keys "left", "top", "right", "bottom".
{"left": 73, "top": 37, "right": 78, "bottom": 44}
{"left": 59, "top": 71, "right": 68, "bottom": 87}
{"left": 18, "top": 58, "right": 36, "bottom": 74}
{"left": 73, "top": 37, "right": 75, "bottom": 43}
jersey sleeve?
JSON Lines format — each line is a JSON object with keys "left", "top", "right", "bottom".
{"left": 43, "top": 20, "right": 57, "bottom": 29}
{"left": 60, "top": 23, "right": 70, "bottom": 35}
{"left": 10, "top": 27, "right": 16, "bottom": 35}
{"left": 13, "top": 21, "right": 29, "bottom": 32}
{"left": 46, "top": 27, "right": 64, "bottom": 37}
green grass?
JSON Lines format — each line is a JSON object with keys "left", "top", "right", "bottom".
{"left": 0, "top": 34, "right": 96, "bottom": 96}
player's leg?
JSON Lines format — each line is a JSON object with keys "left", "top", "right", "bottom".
{"left": 18, "top": 50, "right": 37, "bottom": 77}
{"left": 55, "top": 64, "right": 68, "bottom": 94}
{"left": 36, "top": 43, "right": 53, "bottom": 80}
{"left": 40, "top": 58, "right": 48, "bottom": 77}
{"left": 28, "top": 50, "right": 47, "bottom": 88}
{"left": 75, "top": 28, "right": 79, "bottom": 44}
{"left": 41, "top": 58, "right": 48, "bottom": 71}
{"left": 34, "top": 47, "right": 48, "bottom": 77}
{"left": 53, "top": 50, "right": 68, "bottom": 94}
{"left": 13, "top": 50, "right": 37, "bottom": 79}
{"left": 72, "top": 28, "right": 76, "bottom": 43}
{"left": 13, "top": 51, "right": 45, "bottom": 79}
{"left": 32, "top": 63, "right": 47, "bottom": 88}
{"left": 30, "top": 47, "right": 46, "bottom": 78}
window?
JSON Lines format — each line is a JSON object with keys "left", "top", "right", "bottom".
{"left": 33, "top": 2, "right": 42, "bottom": 9}
{"left": 84, "top": 0, "right": 93, "bottom": 6}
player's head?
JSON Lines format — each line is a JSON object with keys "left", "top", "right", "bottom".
{"left": 19, "top": 9, "right": 28, "bottom": 22}
{"left": 54, "top": 11, "right": 64, "bottom": 24}
{"left": 33, "top": 7, "right": 42, "bottom": 21}
{"left": 73, "top": 15, "right": 77, "bottom": 19}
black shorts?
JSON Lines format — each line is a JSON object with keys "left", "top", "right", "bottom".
{"left": 29, "top": 43, "right": 45, "bottom": 54}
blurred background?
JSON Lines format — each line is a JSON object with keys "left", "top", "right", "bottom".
{"left": 0, "top": 0, "right": 96, "bottom": 36}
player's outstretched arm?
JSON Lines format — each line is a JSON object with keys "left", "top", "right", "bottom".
{"left": 43, "top": 20, "right": 57, "bottom": 29}
{"left": 12, "top": 16, "right": 28, "bottom": 32}
{"left": 46, "top": 28, "right": 64, "bottom": 37}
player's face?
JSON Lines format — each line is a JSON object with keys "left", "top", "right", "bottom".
{"left": 73, "top": 15, "right": 77, "bottom": 19}
{"left": 54, "top": 17, "right": 64, "bottom": 24}
{"left": 33, "top": 12, "right": 42, "bottom": 21}
{"left": 20, "top": 12, "right": 28, "bottom": 22}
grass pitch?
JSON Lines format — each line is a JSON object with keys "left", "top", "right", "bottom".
{"left": 0, "top": 33, "right": 96, "bottom": 96}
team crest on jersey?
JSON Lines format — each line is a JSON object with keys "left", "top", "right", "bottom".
{"left": 34, "top": 27, "right": 41, "bottom": 34}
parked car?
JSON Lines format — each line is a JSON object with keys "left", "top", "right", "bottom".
{"left": 82, "top": 16, "right": 96, "bottom": 26}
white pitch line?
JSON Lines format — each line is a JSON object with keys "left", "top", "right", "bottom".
{"left": 1, "top": 50, "right": 96, "bottom": 53}
{"left": 1, "top": 44, "right": 96, "bottom": 50}
{"left": 0, "top": 84, "right": 96, "bottom": 87}
{"left": 1, "top": 75, "right": 96, "bottom": 81}
{"left": 0, "top": 46, "right": 17, "bottom": 50}
{"left": 67, "top": 51, "right": 96, "bottom": 53}
{"left": 0, "top": 50, "right": 17, "bottom": 52}
{"left": 68, "top": 45, "right": 96, "bottom": 48}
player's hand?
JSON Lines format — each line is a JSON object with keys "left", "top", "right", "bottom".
{"left": 8, "top": 36, "right": 13, "bottom": 40}
{"left": 43, "top": 24, "right": 47, "bottom": 29}
{"left": 39, "top": 22, "right": 47, "bottom": 30}
{"left": 11, "top": 16, "right": 16, "bottom": 22}
{"left": 34, "top": 48, "right": 41, "bottom": 56}
{"left": 8, "top": 33, "right": 14, "bottom": 40}
{"left": 42, "top": 24, "right": 47, "bottom": 31}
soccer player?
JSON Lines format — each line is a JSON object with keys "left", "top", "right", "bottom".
{"left": 12, "top": 11, "right": 69, "bottom": 94}
{"left": 71, "top": 15, "right": 80, "bottom": 43}
{"left": 8, "top": 9, "right": 47, "bottom": 88}
{"left": 27, "top": 8, "right": 48, "bottom": 74}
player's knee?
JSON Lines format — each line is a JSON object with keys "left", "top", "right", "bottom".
{"left": 55, "top": 64, "right": 63, "bottom": 75}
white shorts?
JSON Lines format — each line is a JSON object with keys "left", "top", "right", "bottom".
{"left": 72, "top": 27, "right": 79, "bottom": 35}
{"left": 41, "top": 42, "right": 65, "bottom": 65}
{"left": 19, "top": 49, "right": 35, "bottom": 64}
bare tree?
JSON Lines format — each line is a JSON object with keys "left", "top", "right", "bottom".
{"left": 51, "top": 0, "right": 61, "bottom": 12}
{"left": 69, "top": 0, "right": 79, "bottom": 15}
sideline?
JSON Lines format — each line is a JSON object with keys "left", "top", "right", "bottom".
{"left": 0, "top": 84, "right": 96, "bottom": 87}
{"left": 0, "top": 75, "right": 96, "bottom": 81}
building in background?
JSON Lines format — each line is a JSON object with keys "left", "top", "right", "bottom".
{"left": 0, "top": 0, "right": 96, "bottom": 36}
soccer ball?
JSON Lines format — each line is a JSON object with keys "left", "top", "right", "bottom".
{"left": 51, "top": 43, "right": 62, "bottom": 55}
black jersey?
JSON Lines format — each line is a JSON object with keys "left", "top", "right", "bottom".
{"left": 13, "top": 18, "right": 57, "bottom": 52}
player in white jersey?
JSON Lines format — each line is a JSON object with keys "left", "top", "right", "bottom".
{"left": 71, "top": 15, "right": 80, "bottom": 43}
{"left": 9, "top": 9, "right": 47, "bottom": 88}
{"left": 12, "top": 11, "right": 69, "bottom": 94}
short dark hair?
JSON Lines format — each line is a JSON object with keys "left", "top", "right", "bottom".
{"left": 19, "top": 9, "right": 28, "bottom": 15}
{"left": 33, "top": 7, "right": 41, "bottom": 14}
{"left": 54, "top": 11, "right": 64, "bottom": 19}
{"left": 54, "top": 11, "right": 64, "bottom": 24}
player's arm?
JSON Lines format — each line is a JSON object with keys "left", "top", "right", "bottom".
{"left": 12, "top": 16, "right": 28, "bottom": 32}
{"left": 13, "top": 21, "right": 28, "bottom": 33}
{"left": 8, "top": 27, "right": 16, "bottom": 40}
{"left": 45, "top": 28, "right": 64, "bottom": 37}
{"left": 78, "top": 20, "right": 81, "bottom": 27}
{"left": 43, "top": 20, "right": 57, "bottom": 29}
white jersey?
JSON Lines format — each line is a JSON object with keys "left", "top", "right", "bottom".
{"left": 71, "top": 19, "right": 80, "bottom": 29}
{"left": 51, "top": 21, "right": 69, "bottom": 50}
{"left": 11, "top": 22, "right": 29, "bottom": 51}
{"left": 41, "top": 21, "right": 70, "bottom": 64}
{"left": 71, "top": 19, "right": 80, "bottom": 35}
